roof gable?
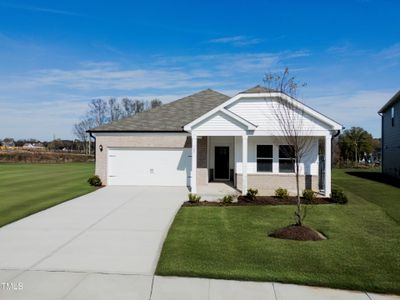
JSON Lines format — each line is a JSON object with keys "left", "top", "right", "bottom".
{"left": 184, "top": 91, "right": 343, "bottom": 131}
{"left": 192, "top": 111, "right": 250, "bottom": 132}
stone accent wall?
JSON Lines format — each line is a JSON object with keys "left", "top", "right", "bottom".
{"left": 197, "top": 137, "right": 208, "bottom": 185}
{"left": 197, "top": 137, "right": 207, "bottom": 168}
{"left": 185, "top": 136, "right": 209, "bottom": 185}
{"left": 236, "top": 174, "right": 319, "bottom": 195}
{"left": 95, "top": 134, "right": 189, "bottom": 185}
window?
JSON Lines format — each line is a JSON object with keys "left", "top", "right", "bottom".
{"left": 279, "top": 145, "right": 295, "bottom": 173}
{"left": 392, "top": 106, "right": 395, "bottom": 127}
{"left": 256, "top": 145, "right": 273, "bottom": 172}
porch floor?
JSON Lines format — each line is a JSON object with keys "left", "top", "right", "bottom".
{"left": 197, "top": 182, "right": 240, "bottom": 201}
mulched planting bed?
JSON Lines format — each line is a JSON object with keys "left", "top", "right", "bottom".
{"left": 269, "top": 225, "right": 326, "bottom": 241}
{"left": 238, "top": 195, "right": 334, "bottom": 205}
{"left": 182, "top": 196, "right": 334, "bottom": 207}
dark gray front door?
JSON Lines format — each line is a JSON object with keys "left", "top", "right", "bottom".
{"left": 215, "top": 147, "right": 229, "bottom": 180}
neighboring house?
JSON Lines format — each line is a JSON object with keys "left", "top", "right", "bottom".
{"left": 1, "top": 138, "right": 15, "bottom": 147}
{"left": 22, "top": 143, "right": 45, "bottom": 150}
{"left": 378, "top": 91, "right": 400, "bottom": 179}
{"left": 89, "top": 86, "right": 342, "bottom": 196}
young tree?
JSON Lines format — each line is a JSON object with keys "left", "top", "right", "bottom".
{"left": 264, "top": 67, "right": 312, "bottom": 226}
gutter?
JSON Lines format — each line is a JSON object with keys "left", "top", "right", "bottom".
{"left": 333, "top": 129, "right": 341, "bottom": 138}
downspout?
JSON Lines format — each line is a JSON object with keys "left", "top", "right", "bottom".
{"left": 332, "top": 129, "right": 341, "bottom": 139}
{"left": 331, "top": 129, "right": 341, "bottom": 173}
{"left": 89, "top": 131, "right": 96, "bottom": 159}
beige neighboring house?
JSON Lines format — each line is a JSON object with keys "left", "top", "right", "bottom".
{"left": 88, "top": 86, "right": 342, "bottom": 196}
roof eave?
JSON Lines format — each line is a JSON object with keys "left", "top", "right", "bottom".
{"left": 87, "top": 129, "right": 187, "bottom": 133}
{"left": 378, "top": 90, "right": 400, "bottom": 113}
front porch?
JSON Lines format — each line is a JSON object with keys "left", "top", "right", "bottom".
{"left": 197, "top": 182, "right": 239, "bottom": 201}
{"left": 190, "top": 135, "right": 332, "bottom": 197}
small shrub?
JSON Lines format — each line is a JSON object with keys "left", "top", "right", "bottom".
{"left": 331, "top": 189, "right": 348, "bottom": 204}
{"left": 221, "top": 194, "right": 233, "bottom": 204}
{"left": 88, "top": 175, "right": 102, "bottom": 186}
{"left": 246, "top": 188, "right": 258, "bottom": 201}
{"left": 188, "top": 193, "right": 201, "bottom": 203}
{"left": 275, "top": 187, "right": 289, "bottom": 199}
{"left": 302, "top": 189, "right": 316, "bottom": 203}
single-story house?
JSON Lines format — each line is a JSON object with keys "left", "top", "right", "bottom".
{"left": 89, "top": 86, "right": 343, "bottom": 196}
{"left": 22, "top": 143, "right": 45, "bottom": 150}
{"left": 378, "top": 90, "right": 400, "bottom": 179}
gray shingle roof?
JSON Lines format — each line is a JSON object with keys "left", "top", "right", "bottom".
{"left": 90, "top": 89, "right": 230, "bottom": 132}
{"left": 240, "top": 85, "right": 276, "bottom": 94}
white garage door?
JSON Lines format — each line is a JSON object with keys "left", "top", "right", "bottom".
{"left": 107, "top": 148, "right": 191, "bottom": 186}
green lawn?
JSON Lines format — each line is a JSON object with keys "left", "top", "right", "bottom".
{"left": 156, "top": 169, "right": 400, "bottom": 294}
{"left": 0, "top": 163, "right": 96, "bottom": 227}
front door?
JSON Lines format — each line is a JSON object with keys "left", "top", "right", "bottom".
{"left": 215, "top": 146, "right": 229, "bottom": 180}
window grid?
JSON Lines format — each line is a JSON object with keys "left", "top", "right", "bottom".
{"left": 279, "top": 145, "right": 295, "bottom": 173}
{"left": 256, "top": 145, "right": 273, "bottom": 173}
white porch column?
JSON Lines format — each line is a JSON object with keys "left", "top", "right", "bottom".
{"left": 242, "top": 135, "right": 248, "bottom": 195}
{"left": 191, "top": 133, "right": 197, "bottom": 193}
{"left": 324, "top": 134, "right": 332, "bottom": 197}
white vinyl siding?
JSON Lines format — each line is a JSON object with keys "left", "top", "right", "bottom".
{"left": 193, "top": 111, "right": 247, "bottom": 132}
{"left": 226, "top": 98, "right": 330, "bottom": 132}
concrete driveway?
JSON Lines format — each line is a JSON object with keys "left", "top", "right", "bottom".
{"left": 0, "top": 186, "right": 187, "bottom": 299}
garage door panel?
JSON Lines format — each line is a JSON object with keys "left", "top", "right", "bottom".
{"left": 108, "top": 148, "right": 191, "bottom": 186}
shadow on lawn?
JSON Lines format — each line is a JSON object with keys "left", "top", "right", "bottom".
{"left": 346, "top": 171, "right": 400, "bottom": 188}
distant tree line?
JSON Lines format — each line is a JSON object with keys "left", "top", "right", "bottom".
{"left": 0, "top": 137, "right": 88, "bottom": 152}
{"left": 334, "top": 126, "right": 381, "bottom": 166}
{"left": 73, "top": 98, "right": 162, "bottom": 154}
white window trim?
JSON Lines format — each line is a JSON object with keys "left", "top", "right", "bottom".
{"left": 256, "top": 144, "right": 273, "bottom": 173}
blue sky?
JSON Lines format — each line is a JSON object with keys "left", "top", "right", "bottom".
{"left": 0, "top": 0, "right": 399, "bottom": 140}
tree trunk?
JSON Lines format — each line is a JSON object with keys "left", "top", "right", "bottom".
{"left": 295, "top": 158, "right": 302, "bottom": 226}
{"left": 88, "top": 133, "right": 91, "bottom": 155}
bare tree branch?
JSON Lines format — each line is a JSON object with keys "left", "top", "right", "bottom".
{"left": 264, "top": 67, "right": 312, "bottom": 226}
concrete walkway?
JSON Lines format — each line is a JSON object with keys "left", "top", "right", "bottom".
{"left": 0, "top": 186, "right": 398, "bottom": 299}
{"left": 1, "top": 273, "right": 399, "bottom": 300}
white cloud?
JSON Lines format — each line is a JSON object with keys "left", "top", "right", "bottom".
{"left": 0, "top": 2, "right": 83, "bottom": 16}
{"left": 378, "top": 43, "right": 400, "bottom": 60}
{"left": 0, "top": 51, "right": 309, "bottom": 93}
{"left": 307, "top": 90, "right": 395, "bottom": 136}
{"left": 0, "top": 48, "right": 314, "bottom": 140}
{"left": 208, "top": 35, "right": 262, "bottom": 46}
